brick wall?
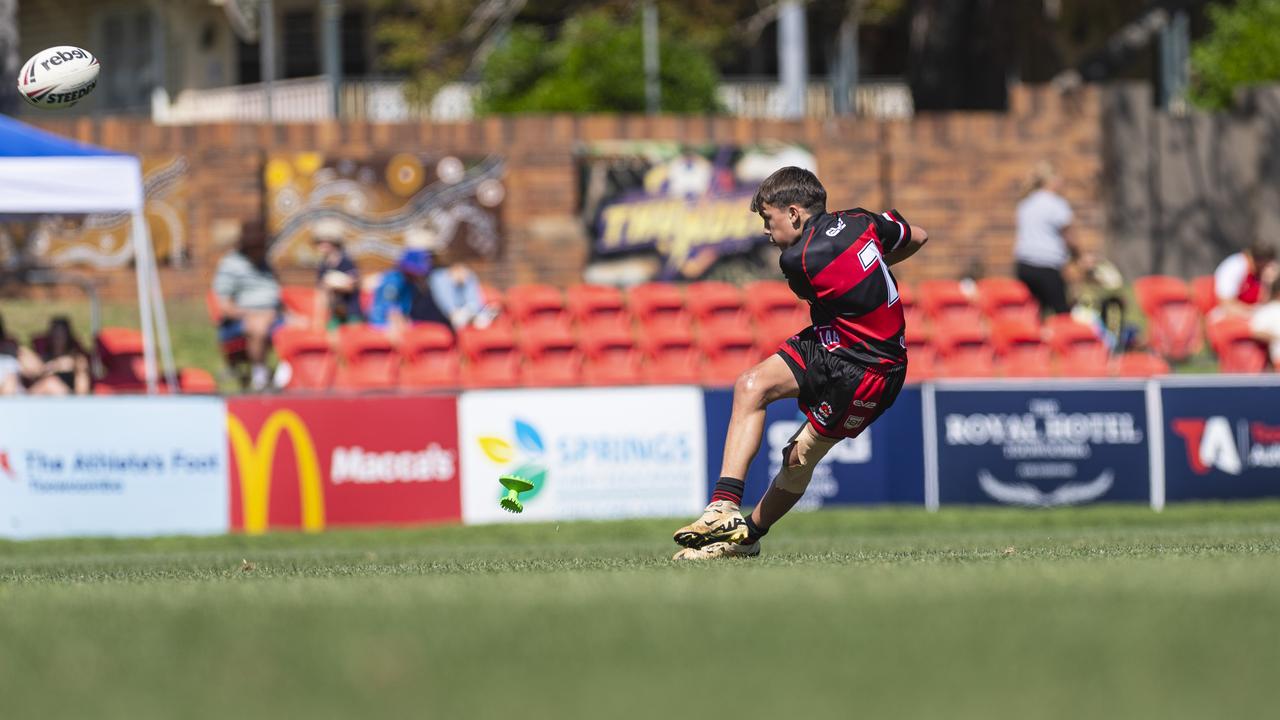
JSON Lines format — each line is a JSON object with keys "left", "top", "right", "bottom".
{"left": 30, "top": 84, "right": 1103, "bottom": 298}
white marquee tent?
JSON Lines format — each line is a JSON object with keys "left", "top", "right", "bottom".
{"left": 0, "top": 114, "right": 175, "bottom": 392}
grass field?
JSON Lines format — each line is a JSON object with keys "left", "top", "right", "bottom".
{"left": 2, "top": 503, "right": 1279, "bottom": 719}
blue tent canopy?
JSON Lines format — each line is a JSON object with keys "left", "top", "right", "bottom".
{"left": 0, "top": 113, "right": 124, "bottom": 157}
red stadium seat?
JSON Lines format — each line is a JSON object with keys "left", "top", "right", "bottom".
{"left": 744, "top": 280, "right": 808, "bottom": 329}
{"left": 1112, "top": 352, "right": 1171, "bottom": 378}
{"left": 754, "top": 317, "right": 802, "bottom": 356}
{"left": 1134, "top": 275, "right": 1203, "bottom": 361}
{"left": 1191, "top": 275, "right": 1218, "bottom": 317}
{"left": 506, "top": 284, "right": 570, "bottom": 335}
{"left": 990, "top": 318, "right": 1050, "bottom": 365}
{"left": 1056, "top": 355, "right": 1111, "bottom": 378}
{"left": 178, "top": 368, "right": 218, "bottom": 394}
{"left": 1206, "top": 315, "right": 1268, "bottom": 373}
{"left": 905, "top": 352, "right": 937, "bottom": 383}
{"left": 581, "top": 327, "right": 641, "bottom": 386}
{"left": 399, "top": 323, "right": 460, "bottom": 389}
{"left": 935, "top": 354, "right": 997, "bottom": 379}
{"left": 334, "top": 324, "right": 398, "bottom": 391}
{"left": 933, "top": 325, "right": 993, "bottom": 364}
{"left": 918, "top": 279, "right": 982, "bottom": 327}
{"left": 629, "top": 283, "right": 691, "bottom": 335}
{"left": 976, "top": 277, "right": 1039, "bottom": 324}
{"left": 1044, "top": 316, "right": 1109, "bottom": 370}
{"left": 459, "top": 324, "right": 521, "bottom": 388}
{"left": 567, "top": 284, "right": 629, "bottom": 334}
{"left": 699, "top": 325, "right": 758, "bottom": 386}
{"left": 905, "top": 324, "right": 937, "bottom": 367}
{"left": 95, "top": 326, "right": 146, "bottom": 385}
{"left": 280, "top": 285, "right": 322, "bottom": 325}
{"left": 520, "top": 326, "right": 583, "bottom": 387}
{"left": 898, "top": 281, "right": 926, "bottom": 332}
{"left": 999, "top": 355, "right": 1054, "bottom": 378}
{"left": 933, "top": 324, "right": 996, "bottom": 378}
{"left": 272, "top": 327, "right": 335, "bottom": 391}
{"left": 687, "top": 282, "right": 748, "bottom": 334}
{"left": 640, "top": 325, "right": 702, "bottom": 385}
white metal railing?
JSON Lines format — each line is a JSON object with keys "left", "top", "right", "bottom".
{"left": 152, "top": 76, "right": 912, "bottom": 125}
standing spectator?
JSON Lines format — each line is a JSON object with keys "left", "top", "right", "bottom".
{"left": 213, "top": 219, "right": 282, "bottom": 391}
{"left": 311, "top": 220, "right": 362, "bottom": 330}
{"left": 1214, "top": 240, "right": 1278, "bottom": 316}
{"left": 368, "top": 245, "right": 452, "bottom": 340}
{"left": 1014, "top": 161, "right": 1078, "bottom": 316}
{"left": 28, "top": 316, "right": 90, "bottom": 396}
{"left": 430, "top": 261, "right": 498, "bottom": 330}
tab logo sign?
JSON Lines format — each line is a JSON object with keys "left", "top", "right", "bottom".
{"left": 1171, "top": 417, "right": 1280, "bottom": 476}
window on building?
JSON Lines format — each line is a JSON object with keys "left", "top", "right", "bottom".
{"left": 283, "top": 9, "right": 318, "bottom": 78}
{"left": 342, "top": 10, "right": 368, "bottom": 77}
{"left": 94, "top": 8, "right": 155, "bottom": 111}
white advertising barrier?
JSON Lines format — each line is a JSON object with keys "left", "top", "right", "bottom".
{"left": 0, "top": 397, "right": 228, "bottom": 539}
{"left": 460, "top": 386, "right": 707, "bottom": 524}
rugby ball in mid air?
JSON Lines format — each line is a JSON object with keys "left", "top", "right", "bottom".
{"left": 18, "top": 46, "right": 100, "bottom": 109}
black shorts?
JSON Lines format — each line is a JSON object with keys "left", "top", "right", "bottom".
{"left": 776, "top": 327, "right": 907, "bottom": 439}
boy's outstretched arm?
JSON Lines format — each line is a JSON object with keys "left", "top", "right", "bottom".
{"left": 885, "top": 225, "right": 928, "bottom": 266}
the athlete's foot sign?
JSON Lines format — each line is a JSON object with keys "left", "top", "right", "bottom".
{"left": 672, "top": 500, "right": 750, "bottom": 549}
{"left": 672, "top": 541, "right": 761, "bottom": 561}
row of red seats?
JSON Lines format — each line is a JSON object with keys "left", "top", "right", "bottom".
{"left": 274, "top": 321, "right": 774, "bottom": 391}
{"left": 1136, "top": 275, "right": 1272, "bottom": 372}
{"left": 905, "top": 314, "right": 1170, "bottom": 380}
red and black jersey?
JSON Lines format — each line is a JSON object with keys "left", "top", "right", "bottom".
{"left": 778, "top": 208, "right": 912, "bottom": 367}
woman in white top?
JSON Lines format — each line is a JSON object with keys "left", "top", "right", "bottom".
{"left": 1014, "top": 162, "right": 1079, "bottom": 316}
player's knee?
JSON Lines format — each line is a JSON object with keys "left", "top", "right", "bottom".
{"left": 732, "top": 368, "right": 770, "bottom": 410}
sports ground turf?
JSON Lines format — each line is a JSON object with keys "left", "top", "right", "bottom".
{"left": 2, "top": 503, "right": 1279, "bottom": 719}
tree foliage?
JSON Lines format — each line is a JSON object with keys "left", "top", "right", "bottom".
{"left": 1190, "top": 0, "right": 1280, "bottom": 110}
{"left": 478, "top": 7, "right": 720, "bottom": 113}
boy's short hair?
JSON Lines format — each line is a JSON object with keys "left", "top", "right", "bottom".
{"left": 750, "top": 167, "right": 827, "bottom": 217}
{"left": 1249, "top": 240, "right": 1276, "bottom": 265}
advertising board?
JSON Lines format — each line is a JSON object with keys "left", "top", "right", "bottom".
{"left": 929, "top": 382, "right": 1151, "bottom": 507}
{"left": 459, "top": 387, "right": 707, "bottom": 523}
{"left": 226, "top": 396, "right": 461, "bottom": 533}
{"left": 1161, "top": 377, "right": 1280, "bottom": 500}
{"left": 0, "top": 397, "right": 228, "bottom": 539}
{"left": 702, "top": 386, "right": 925, "bottom": 508}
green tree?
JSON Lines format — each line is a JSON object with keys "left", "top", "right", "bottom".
{"left": 478, "top": 7, "right": 721, "bottom": 113}
{"left": 1190, "top": 0, "right": 1280, "bottom": 110}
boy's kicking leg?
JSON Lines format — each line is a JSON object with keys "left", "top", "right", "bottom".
{"left": 674, "top": 423, "right": 839, "bottom": 560}
{"left": 672, "top": 353, "right": 799, "bottom": 550}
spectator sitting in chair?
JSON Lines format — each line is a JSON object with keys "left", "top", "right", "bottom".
{"left": 212, "top": 219, "right": 282, "bottom": 391}
{"left": 28, "top": 316, "right": 90, "bottom": 396}
{"left": 369, "top": 232, "right": 452, "bottom": 340}
{"left": 1250, "top": 274, "right": 1280, "bottom": 368}
{"left": 1214, "top": 240, "right": 1278, "bottom": 317}
{"left": 0, "top": 314, "right": 34, "bottom": 396}
{"left": 430, "top": 260, "right": 498, "bottom": 330}
{"left": 311, "top": 219, "right": 363, "bottom": 331}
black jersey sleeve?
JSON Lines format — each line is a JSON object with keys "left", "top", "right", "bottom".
{"left": 872, "top": 209, "right": 911, "bottom": 254}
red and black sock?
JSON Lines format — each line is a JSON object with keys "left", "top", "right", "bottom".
{"left": 711, "top": 476, "right": 744, "bottom": 505}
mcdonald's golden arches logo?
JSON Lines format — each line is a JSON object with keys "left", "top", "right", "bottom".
{"left": 226, "top": 410, "right": 326, "bottom": 534}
